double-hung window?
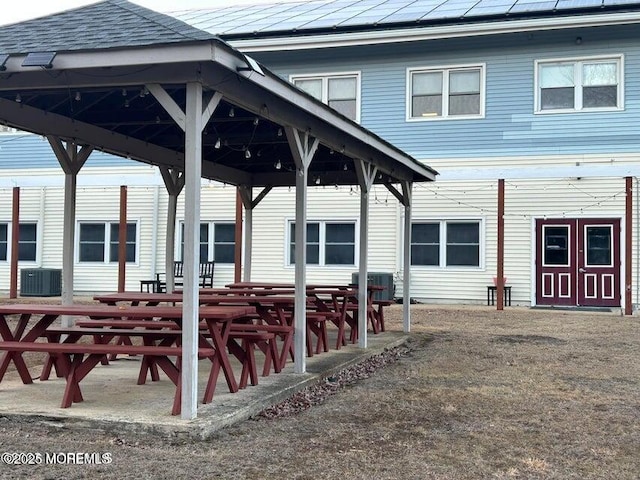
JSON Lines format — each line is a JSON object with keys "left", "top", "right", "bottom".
{"left": 411, "top": 220, "right": 481, "bottom": 267}
{"left": 0, "top": 222, "right": 37, "bottom": 261}
{"left": 179, "top": 222, "right": 235, "bottom": 264}
{"left": 408, "top": 65, "right": 484, "bottom": 120}
{"left": 78, "top": 222, "right": 137, "bottom": 263}
{"left": 536, "top": 56, "right": 622, "bottom": 112}
{"left": 288, "top": 221, "right": 356, "bottom": 266}
{"left": 291, "top": 73, "right": 360, "bottom": 122}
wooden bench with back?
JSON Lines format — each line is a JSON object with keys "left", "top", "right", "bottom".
{"left": 153, "top": 261, "right": 215, "bottom": 292}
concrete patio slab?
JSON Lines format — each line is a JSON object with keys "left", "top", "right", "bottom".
{"left": 0, "top": 331, "right": 408, "bottom": 440}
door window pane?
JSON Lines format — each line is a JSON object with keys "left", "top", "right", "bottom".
{"left": 586, "top": 226, "right": 611, "bottom": 266}
{"left": 544, "top": 226, "right": 569, "bottom": 265}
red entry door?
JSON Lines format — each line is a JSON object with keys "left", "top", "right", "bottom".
{"left": 536, "top": 218, "right": 620, "bottom": 307}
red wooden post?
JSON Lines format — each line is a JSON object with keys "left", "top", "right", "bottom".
{"left": 234, "top": 188, "right": 243, "bottom": 283}
{"left": 497, "top": 179, "right": 505, "bottom": 311}
{"left": 625, "top": 176, "right": 632, "bottom": 315}
{"left": 9, "top": 187, "right": 19, "bottom": 299}
{"left": 118, "top": 186, "right": 127, "bottom": 293}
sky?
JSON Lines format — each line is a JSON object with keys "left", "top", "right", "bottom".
{"left": 0, "top": 0, "right": 288, "bottom": 26}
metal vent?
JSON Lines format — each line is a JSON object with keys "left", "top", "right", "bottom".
{"left": 351, "top": 272, "right": 395, "bottom": 301}
{"left": 20, "top": 268, "right": 62, "bottom": 297}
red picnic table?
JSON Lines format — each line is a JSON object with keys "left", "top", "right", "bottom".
{"left": 0, "top": 304, "right": 251, "bottom": 415}
{"left": 94, "top": 290, "right": 346, "bottom": 356}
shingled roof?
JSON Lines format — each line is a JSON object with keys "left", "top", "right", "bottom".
{"left": 0, "top": 0, "right": 214, "bottom": 54}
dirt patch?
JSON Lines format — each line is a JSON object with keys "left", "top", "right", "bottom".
{"left": 0, "top": 304, "right": 638, "bottom": 479}
{"left": 492, "top": 334, "right": 567, "bottom": 345}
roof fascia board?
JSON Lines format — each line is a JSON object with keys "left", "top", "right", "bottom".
{"left": 0, "top": 42, "right": 216, "bottom": 73}
{"left": 229, "top": 11, "right": 640, "bottom": 52}
{"left": 208, "top": 48, "right": 436, "bottom": 182}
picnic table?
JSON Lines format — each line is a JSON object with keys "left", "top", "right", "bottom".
{"left": 226, "top": 282, "right": 389, "bottom": 336}
{"left": 94, "top": 291, "right": 345, "bottom": 357}
{"left": 0, "top": 304, "right": 251, "bottom": 415}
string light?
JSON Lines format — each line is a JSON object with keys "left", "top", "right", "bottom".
{"left": 277, "top": 128, "right": 283, "bottom": 137}
{"left": 274, "top": 159, "right": 282, "bottom": 170}
{"left": 244, "top": 148, "right": 251, "bottom": 159}
{"left": 15, "top": 94, "right": 21, "bottom": 103}
{"left": 228, "top": 107, "right": 235, "bottom": 117}
{"left": 214, "top": 138, "right": 221, "bottom": 149}
{"left": 74, "top": 91, "right": 81, "bottom": 101}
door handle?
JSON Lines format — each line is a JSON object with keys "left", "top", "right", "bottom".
{"left": 579, "top": 267, "right": 586, "bottom": 273}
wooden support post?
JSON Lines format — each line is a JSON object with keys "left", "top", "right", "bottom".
{"left": 354, "top": 160, "right": 377, "bottom": 348}
{"left": 625, "top": 176, "right": 632, "bottom": 315}
{"left": 9, "top": 187, "right": 19, "bottom": 299}
{"left": 401, "top": 181, "right": 412, "bottom": 332}
{"left": 286, "top": 127, "right": 318, "bottom": 374}
{"left": 497, "top": 179, "right": 505, "bottom": 311}
{"left": 234, "top": 188, "right": 243, "bottom": 283}
{"left": 118, "top": 185, "right": 127, "bottom": 293}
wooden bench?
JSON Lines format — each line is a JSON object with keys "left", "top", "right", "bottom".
{"left": 154, "top": 261, "right": 215, "bottom": 292}
{"left": 0, "top": 340, "right": 215, "bottom": 415}
{"left": 230, "top": 323, "right": 293, "bottom": 375}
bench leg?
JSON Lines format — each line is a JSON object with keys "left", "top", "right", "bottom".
{"left": 239, "top": 339, "right": 258, "bottom": 389}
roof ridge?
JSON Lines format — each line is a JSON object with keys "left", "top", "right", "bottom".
{"left": 106, "top": 0, "right": 214, "bottom": 41}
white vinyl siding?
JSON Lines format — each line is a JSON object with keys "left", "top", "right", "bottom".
{"left": 407, "top": 64, "right": 485, "bottom": 120}
{"left": 290, "top": 72, "right": 361, "bottom": 122}
{"left": 535, "top": 55, "right": 623, "bottom": 113}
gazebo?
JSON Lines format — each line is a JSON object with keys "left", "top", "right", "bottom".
{"left": 0, "top": 0, "right": 437, "bottom": 419}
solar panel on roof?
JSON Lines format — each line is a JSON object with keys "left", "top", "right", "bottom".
{"left": 604, "top": 0, "right": 640, "bottom": 5}
{"left": 555, "top": 0, "right": 603, "bottom": 9}
{"left": 509, "top": 0, "right": 559, "bottom": 13}
{"left": 465, "top": 1, "right": 518, "bottom": 17}
{"left": 422, "top": 0, "right": 479, "bottom": 19}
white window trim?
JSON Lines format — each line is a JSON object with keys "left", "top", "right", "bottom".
{"left": 177, "top": 220, "right": 236, "bottom": 264}
{"left": 284, "top": 218, "right": 359, "bottom": 268}
{"left": 534, "top": 54, "right": 624, "bottom": 114}
{"left": 289, "top": 71, "right": 361, "bottom": 124}
{"left": 0, "top": 220, "right": 40, "bottom": 264}
{"left": 409, "top": 218, "right": 485, "bottom": 270}
{"left": 75, "top": 220, "right": 140, "bottom": 266}
{"left": 406, "top": 63, "right": 486, "bottom": 122}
